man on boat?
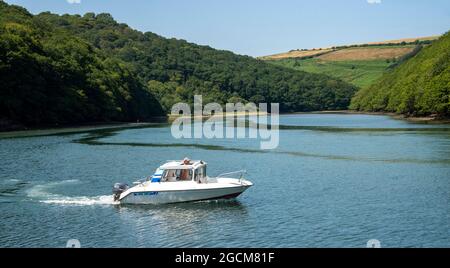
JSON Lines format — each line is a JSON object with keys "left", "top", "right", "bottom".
{"left": 180, "top": 157, "right": 191, "bottom": 180}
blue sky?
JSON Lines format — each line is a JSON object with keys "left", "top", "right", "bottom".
{"left": 4, "top": 0, "right": 450, "bottom": 56}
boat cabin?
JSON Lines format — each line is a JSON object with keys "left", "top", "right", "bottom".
{"left": 151, "top": 160, "right": 207, "bottom": 183}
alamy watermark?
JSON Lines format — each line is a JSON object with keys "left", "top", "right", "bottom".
{"left": 66, "top": 239, "right": 81, "bottom": 248}
{"left": 366, "top": 239, "right": 381, "bottom": 248}
{"left": 170, "top": 95, "right": 279, "bottom": 150}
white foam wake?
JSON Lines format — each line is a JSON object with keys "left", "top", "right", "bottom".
{"left": 41, "top": 195, "right": 118, "bottom": 206}
{"left": 26, "top": 180, "right": 118, "bottom": 206}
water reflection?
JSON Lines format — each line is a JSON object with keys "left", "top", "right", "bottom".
{"left": 114, "top": 200, "right": 249, "bottom": 247}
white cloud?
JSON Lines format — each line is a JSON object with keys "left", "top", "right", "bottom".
{"left": 67, "top": 0, "right": 81, "bottom": 4}
{"left": 367, "top": 0, "right": 382, "bottom": 4}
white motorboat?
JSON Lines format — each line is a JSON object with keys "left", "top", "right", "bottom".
{"left": 112, "top": 159, "right": 253, "bottom": 204}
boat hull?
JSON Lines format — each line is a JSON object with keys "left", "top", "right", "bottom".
{"left": 119, "top": 184, "right": 250, "bottom": 205}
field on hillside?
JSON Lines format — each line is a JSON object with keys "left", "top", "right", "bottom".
{"left": 260, "top": 48, "right": 333, "bottom": 60}
{"left": 261, "top": 36, "right": 438, "bottom": 61}
{"left": 270, "top": 58, "right": 391, "bottom": 88}
{"left": 317, "top": 46, "right": 415, "bottom": 61}
{"left": 262, "top": 46, "right": 414, "bottom": 61}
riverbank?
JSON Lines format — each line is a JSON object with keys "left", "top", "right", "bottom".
{"left": 167, "top": 111, "right": 268, "bottom": 122}
{"left": 0, "top": 112, "right": 267, "bottom": 138}
{"left": 0, "top": 122, "right": 163, "bottom": 139}
{"left": 291, "top": 110, "right": 450, "bottom": 124}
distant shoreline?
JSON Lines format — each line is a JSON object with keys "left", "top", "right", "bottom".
{"left": 167, "top": 111, "right": 268, "bottom": 121}
{"left": 289, "top": 110, "right": 450, "bottom": 124}
{"left": 0, "top": 112, "right": 266, "bottom": 136}
{"left": 2, "top": 110, "right": 449, "bottom": 137}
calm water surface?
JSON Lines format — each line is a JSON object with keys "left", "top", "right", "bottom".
{"left": 0, "top": 114, "right": 449, "bottom": 247}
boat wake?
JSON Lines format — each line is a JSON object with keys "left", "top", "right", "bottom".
{"left": 26, "top": 180, "right": 118, "bottom": 206}
{"left": 41, "top": 195, "right": 117, "bottom": 206}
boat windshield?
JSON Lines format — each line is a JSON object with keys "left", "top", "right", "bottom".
{"left": 162, "top": 169, "right": 193, "bottom": 182}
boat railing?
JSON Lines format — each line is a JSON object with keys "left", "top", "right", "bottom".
{"left": 216, "top": 170, "right": 247, "bottom": 183}
{"left": 133, "top": 176, "right": 150, "bottom": 185}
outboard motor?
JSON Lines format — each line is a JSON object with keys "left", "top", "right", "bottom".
{"left": 112, "top": 183, "right": 129, "bottom": 202}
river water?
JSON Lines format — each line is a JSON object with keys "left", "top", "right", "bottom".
{"left": 0, "top": 114, "right": 449, "bottom": 247}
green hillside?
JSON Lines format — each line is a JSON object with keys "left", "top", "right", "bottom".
{"left": 269, "top": 58, "right": 391, "bottom": 88}
{"left": 0, "top": 2, "right": 357, "bottom": 129}
{"left": 350, "top": 33, "right": 450, "bottom": 117}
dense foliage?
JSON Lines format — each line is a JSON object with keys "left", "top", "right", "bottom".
{"left": 35, "top": 9, "right": 357, "bottom": 112}
{"left": 0, "top": 3, "right": 164, "bottom": 128}
{"left": 350, "top": 33, "right": 450, "bottom": 117}
{"left": 0, "top": 2, "right": 357, "bottom": 128}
